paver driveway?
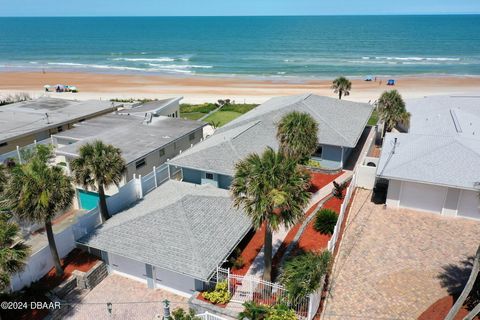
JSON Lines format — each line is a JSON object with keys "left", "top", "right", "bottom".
{"left": 323, "top": 189, "right": 480, "bottom": 320}
{"left": 64, "top": 274, "right": 189, "bottom": 320}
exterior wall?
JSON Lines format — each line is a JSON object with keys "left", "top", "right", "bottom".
{"left": 314, "top": 145, "right": 346, "bottom": 169}
{"left": 357, "top": 157, "right": 378, "bottom": 189}
{"left": 182, "top": 168, "right": 203, "bottom": 185}
{"left": 442, "top": 188, "right": 461, "bottom": 217}
{"left": 386, "top": 179, "right": 480, "bottom": 220}
{"left": 201, "top": 172, "right": 219, "bottom": 188}
{"left": 385, "top": 179, "right": 402, "bottom": 208}
{"left": 218, "top": 174, "right": 233, "bottom": 190}
{"left": 124, "top": 127, "right": 203, "bottom": 181}
{"left": 105, "top": 253, "right": 199, "bottom": 297}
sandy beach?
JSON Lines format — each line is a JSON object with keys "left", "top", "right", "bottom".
{"left": 0, "top": 71, "right": 479, "bottom": 104}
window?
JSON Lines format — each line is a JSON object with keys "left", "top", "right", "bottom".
{"left": 189, "top": 133, "right": 195, "bottom": 141}
{"left": 206, "top": 173, "right": 214, "bottom": 180}
{"left": 0, "top": 142, "right": 7, "bottom": 147}
{"left": 315, "top": 146, "right": 323, "bottom": 158}
{"left": 57, "top": 126, "right": 63, "bottom": 132}
{"left": 159, "top": 148, "right": 165, "bottom": 157}
{"left": 135, "top": 158, "right": 146, "bottom": 169}
{"left": 173, "top": 142, "right": 177, "bottom": 150}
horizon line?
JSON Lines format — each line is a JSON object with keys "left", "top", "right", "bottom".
{"left": 1, "top": 13, "right": 480, "bottom": 18}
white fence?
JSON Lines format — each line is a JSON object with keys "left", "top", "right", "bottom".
{"left": 10, "top": 163, "right": 171, "bottom": 291}
{"left": 196, "top": 311, "right": 229, "bottom": 320}
{"left": 327, "top": 173, "right": 357, "bottom": 253}
{"left": 217, "top": 267, "right": 314, "bottom": 320}
{"left": 140, "top": 164, "right": 169, "bottom": 196}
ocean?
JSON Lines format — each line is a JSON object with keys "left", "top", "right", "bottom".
{"left": 0, "top": 15, "right": 479, "bottom": 78}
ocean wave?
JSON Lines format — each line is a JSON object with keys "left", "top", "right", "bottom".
{"left": 147, "top": 63, "right": 212, "bottom": 69}
{"left": 112, "top": 57, "right": 176, "bottom": 62}
{"left": 374, "top": 56, "right": 460, "bottom": 62}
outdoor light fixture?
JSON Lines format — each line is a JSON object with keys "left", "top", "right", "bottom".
{"left": 107, "top": 302, "right": 113, "bottom": 315}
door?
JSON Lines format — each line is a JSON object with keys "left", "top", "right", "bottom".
{"left": 399, "top": 181, "right": 446, "bottom": 213}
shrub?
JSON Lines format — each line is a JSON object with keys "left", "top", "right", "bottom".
{"left": 313, "top": 209, "right": 338, "bottom": 235}
{"left": 332, "top": 180, "right": 348, "bottom": 199}
{"left": 171, "top": 308, "right": 200, "bottom": 320}
{"left": 305, "top": 159, "right": 321, "bottom": 168}
{"left": 238, "top": 301, "right": 269, "bottom": 320}
{"left": 279, "top": 251, "right": 332, "bottom": 303}
{"left": 267, "top": 304, "right": 297, "bottom": 320}
{"left": 202, "top": 280, "right": 231, "bottom": 304}
{"left": 238, "top": 302, "right": 296, "bottom": 320}
{"left": 229, "top": 248, "right": 245, "bottom": 269}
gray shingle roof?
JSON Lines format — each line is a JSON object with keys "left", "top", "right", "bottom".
{"left": 77, "top": 181, "right": 251, "bottom": 281}
{"left": 377, "top": 133, "right": 480, "bottom": 191}
{"left": 169, "top": 94, "right": 373, "bottom": 176}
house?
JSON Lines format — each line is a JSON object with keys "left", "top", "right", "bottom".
{"left": 377, "top": 95, "right": 480, "bottom": 220}
{"left": 117, "top": 97, "right": 182, "bottom": 118}
{"left": 77, "top": 180, "right": 251, "bottom": 297}
{"left": 0, "top": 97, "right": 117, "bottom": 156}
{"left": 54, "top": 112, "right": 206, "bottom": 210}
{"left": 168, "top": 94, "right": 373, "bottom": 189}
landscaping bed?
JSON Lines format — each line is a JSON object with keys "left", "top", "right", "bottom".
{"left": 309, "top": 171, "right": 343, "bottom": 193}
{"left": 0, "top": 249, "right": 98, "bottom": 320}
{"left": 231, "top": 225, "right": 265, "bottom": 276}
{"left": 418, "top": 295, "right": 477, "bottom": 320}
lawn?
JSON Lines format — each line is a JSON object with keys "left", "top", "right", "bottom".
{"left": 203, "top": 111, "right": 243, "bottom": 127}
{"left": 180, "top": 112, "right": 205, "bottom": 121}
{"left": 368, "top": 109, "right": 379, "bottom": 126}
{"left": 180, "top": 102, "right": 258, "bottom": 127}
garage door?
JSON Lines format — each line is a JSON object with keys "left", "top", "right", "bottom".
{"left": 400, "top": 182, "right": 446, "bottom": 213}
{"left": 457, "top": 190, "right": 480, "bottom": 220}
{"left": 109, "top": 254, "right": 146, "bottom": 283}
{"left": 154, "top": 266, "right": 196, "bottom": 296}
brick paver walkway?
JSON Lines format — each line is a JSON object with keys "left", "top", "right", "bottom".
{"left": 323, "top": 189, "right": 480, "bottom": 320}
{"left": 64, "top": 274, "right": 189, "bottom": 320}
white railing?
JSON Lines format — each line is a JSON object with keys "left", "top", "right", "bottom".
{"left": 196, "top": 311, "right": 229, "bottom": 320}
{"left": 0, "top": 138, "right": 52, "bottom": 163}
{"left": 217, "top": 267, "right": 312, "bottom": 319}
{"left": 327, "top": 173, "right": 357, "bottom": 253}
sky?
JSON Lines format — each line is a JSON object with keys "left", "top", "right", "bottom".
{"left": 1, "top": 0, "right": 479, "bottom": 17}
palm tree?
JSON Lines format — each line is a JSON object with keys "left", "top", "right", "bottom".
{"left": 70, "top": 141, "right": 125, "bottom": 223}
{"left": 445, "top": 245, "right": 480, "bottom": 320}
{"left": 331, "top": 76, "right": 352, "bottom": 100}
{"left": 0, "top": 219, "right": 30, "bottom": 291}
{"left": 5, "top": 157, "right": 74, "bottom": 276}
{"left": 377, "top": 90, "right": 411, "bottom": 133}
{"left": 279, "top": 250, "right": 331, "bottom": 303}
{"left": 231, "top": 147, "right": 312, "bottom": 282}
{"left": 276, "top": 111, "right": 319, "bottom": 163}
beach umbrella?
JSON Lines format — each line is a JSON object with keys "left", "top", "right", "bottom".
{"left": 44, "top": 85, "right": 51, "bottom": 88}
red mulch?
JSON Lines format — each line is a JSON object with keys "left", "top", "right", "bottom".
{"left": 39, "top": 248, "right": 99, "bottom": 291}
{"left": 418, "top": 295, "right": 477, "bottom": 320}
{"left": 309, "top": 171, "right": 344, "bottom": 193}
{"left": 2, "top": 249, "right": 99, "bottom": 320}
{"left": 231, "top": 224, "right": 266, "bottom": 276}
